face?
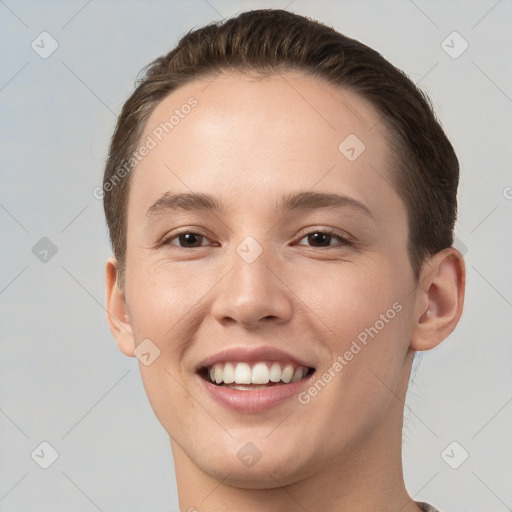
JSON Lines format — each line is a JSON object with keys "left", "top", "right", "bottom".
{"left": 117, "top": 71, "right": 421, "bottom": 486}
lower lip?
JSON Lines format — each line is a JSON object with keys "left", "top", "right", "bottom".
{"left": 197, "top": 373, "right": 314, "bottom": 412}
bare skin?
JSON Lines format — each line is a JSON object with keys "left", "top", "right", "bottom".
{"left": 105, "top": 71, "right": 465, "bottom": 512}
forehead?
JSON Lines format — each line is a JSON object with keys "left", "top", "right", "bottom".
{"left": 142, "top": 70, "right": 388, "bottom": 151}
{"left": 129, "top": 70, "right": 401, "bottom": 222}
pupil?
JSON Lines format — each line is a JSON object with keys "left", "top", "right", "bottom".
{"left": 180, "top": 233, "right": 201, "bottom": 247}
{"left": 309, "top": 233, "right": 330, "bottom": 246}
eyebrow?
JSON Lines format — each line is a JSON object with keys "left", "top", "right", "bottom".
{"left": 146, "top": 190, "right": 373, "bottom": 219}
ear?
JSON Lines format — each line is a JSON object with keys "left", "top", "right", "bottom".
{"left": 105, "top": 257, "right": 135, "bottom": 357}
{"left": 410, "top": 247, "right": 466, "bottom": 351}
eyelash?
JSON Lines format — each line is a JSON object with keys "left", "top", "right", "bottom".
{"left": 158, "top": 228, "right": 355, "bottom": 250}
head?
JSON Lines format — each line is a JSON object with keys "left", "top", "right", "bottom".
{"left": 103, "top": 9, "right": 465, "bottom": 492}
{"left": 103, "top": 9, "right": 459, "bottom": 290}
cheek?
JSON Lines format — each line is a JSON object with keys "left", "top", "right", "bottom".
{"left": 291, "top": 259, "right": 401, "bottom": 343}
{"left": 292, "top": 262, "right": 409, "bottom": 404}
{"left": 125, "top": 259, "right": 212, "bottom": 441}
{"left": 126, "top": 254, "right": 215, "bottom": 339}
{"left": 294, "top": 278, "right": 410, "bottom": 457}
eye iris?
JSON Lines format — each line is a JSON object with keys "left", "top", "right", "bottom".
{"left": 173, "top": 232, "right": 340, "bottom": 248}
{"left": 179, "top": 233, "right": 202, "bottom": 247}
{"left": 308, "top": 232, "right": 331, "bottom": 246}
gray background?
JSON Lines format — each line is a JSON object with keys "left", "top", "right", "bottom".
{"left": 1, "top": 0, "right": 511, "bottom": 510}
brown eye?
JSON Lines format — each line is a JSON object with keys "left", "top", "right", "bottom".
{"left": 162, "top": 232, "right": 209, "bottom": 248}
{"left": 306, "top": 232, "right": 334, "bottom": 247}
{"left": 298, "top": 230, "right": 353, "bottom": 248}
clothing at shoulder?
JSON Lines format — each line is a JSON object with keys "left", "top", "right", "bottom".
{"left": 416, "top": 502, "right": 441, "bottom": 512}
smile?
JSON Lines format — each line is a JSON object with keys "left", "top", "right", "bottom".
{"left": 196, "top": 361, "right": 316, "bottom": 412}
{"left": 200, "top": 361, "right": 314, "bottom": 389}
{"left": 195, "top": 346, "right": 317, "bottom": 411}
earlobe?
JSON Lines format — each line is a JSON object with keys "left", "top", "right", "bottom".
{"left": 105, "top": 257, "right": 135, "bottom": 357}
{"left": 410, "top": 248, "right": 466, "bottom": 352}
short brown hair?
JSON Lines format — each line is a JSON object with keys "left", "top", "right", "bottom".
{"left": 103, "top": 8, "right": 459, "bottom": 288}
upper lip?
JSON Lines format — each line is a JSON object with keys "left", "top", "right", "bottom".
{"left": 195, "top": 346, "right": 315, "bottom": 371}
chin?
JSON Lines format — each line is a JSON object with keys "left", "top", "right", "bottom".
{"left": 211, "top": 463, "right": 305, "bottom": 490}
{"left": 192, "top": 439, "right": 317, "bottom": 489}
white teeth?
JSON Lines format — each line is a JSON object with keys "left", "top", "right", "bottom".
{"left": 223, "top": 362, "right": 235, "bottom": 384}
{"left": 206, "top": 361, "right": 310, "bottom": 386}
{"left": 281, "top": 364, "right": 294, "bottom": 383}
{"left": 234, "top": 362, "right": 252, "bottom": 384}
{"left": 214, "top": 365, "right": 223, "bottom": 384}
{"left": 251, "top": 362, "right": 270, "bottom": 384}
{"left": 269, "top": 362, "right": 281, "bottom": 382}
{"left": 291, "top": 367, "right": 304, "bottom": 382}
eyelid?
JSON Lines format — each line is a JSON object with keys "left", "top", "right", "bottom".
{"left": 158, "top": 226, "right": 356, "bottom": 249}
{"left": 294, "top": 226, "right": 356, "bottom": 245}
{"left": 158, "top": 227, "right": 214, "bottom": 248}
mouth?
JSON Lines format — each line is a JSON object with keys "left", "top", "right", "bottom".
{"left": 197, "top": 361, "right": 316, "bottom": 390}
{"left": 194, "top": 346, "right": 317, "bottom": 411}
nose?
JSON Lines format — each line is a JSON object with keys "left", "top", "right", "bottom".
{"left": 210, "top": 243, "right": 294, "bottom": 329}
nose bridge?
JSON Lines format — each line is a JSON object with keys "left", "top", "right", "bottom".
{"left": 211, "top": 235, "right": 292, "bottom": 326}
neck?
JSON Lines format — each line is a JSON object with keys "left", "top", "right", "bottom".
{"left": 173, "top": 351, "right": 421, "bottom": 512}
